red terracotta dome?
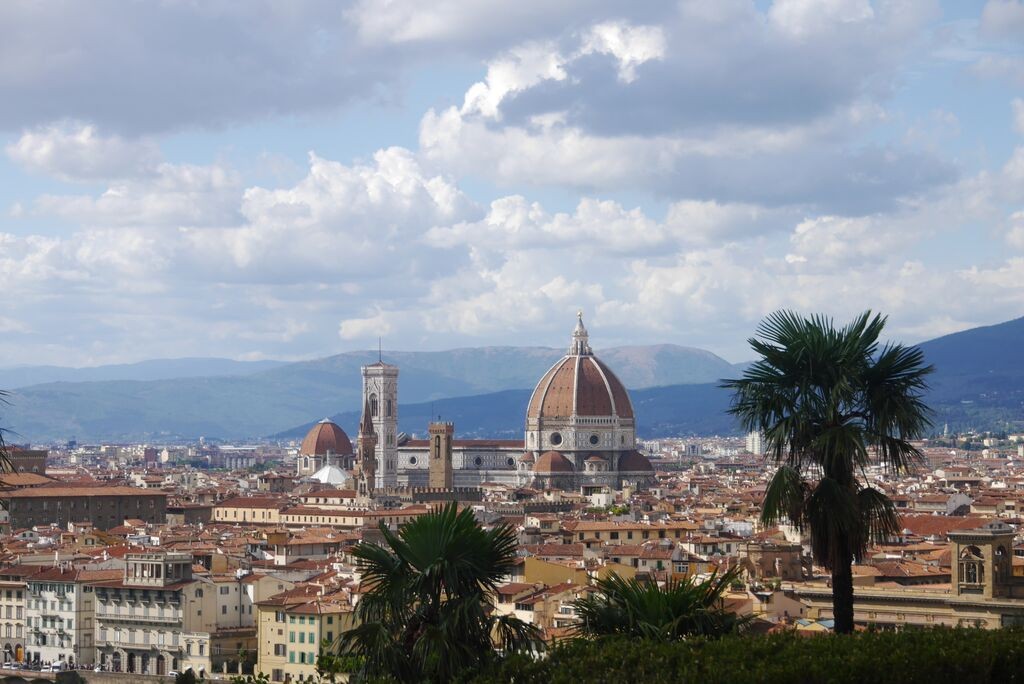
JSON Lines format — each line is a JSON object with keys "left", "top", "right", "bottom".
{"left": 526, "top": 314, "right": 633, "bottom": 420}
{"left": 300, "top": 419, "right": 353, "bottom": 456}
{"left": 533, "top": 450, "right": 575, "bottom": 473}
{"left": 519, "top": 452, "right": 536, "bottom": 464}
{"left": 617, "top": 450, "right": 654, "bottom": 472}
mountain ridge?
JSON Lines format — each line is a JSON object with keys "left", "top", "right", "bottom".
{"left": 5, "top": 315, "right": 1024, "bottom": 443}
{"left": 3, "top": 343, "right": 738, "bottom": 442}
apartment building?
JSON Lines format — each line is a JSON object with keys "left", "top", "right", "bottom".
{"left": 0, "top": 576, "right": 26, "bottom": 663}
{"left": 25, "top": 566, "right": 118, "bottom": 667}
{"left": 92, "top": 551, "right": 217, "bottom": 676}
{"left": 256, "top": 585, "right": 356, "bottom": 683}
{"left": 1, "top": 486, "right": 167, "bottom": 531}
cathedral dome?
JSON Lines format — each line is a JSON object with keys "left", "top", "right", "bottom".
{"left": 300, "top": 419, "right": 353, "bottom": 456}
{"left": 534, "top": 450, "right": 575, "bottom": 473}
{"left": 526, "top": 313, "right": 634, "bottom": 421}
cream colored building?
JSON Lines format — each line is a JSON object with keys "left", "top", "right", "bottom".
{"left": 0, "top": 579, "right": 25, "bottom": 663}
{"left": 92, "top": 551, "right": 218, "bottom": 676}
{"left": 213, "top": 497, "right": 284, "bottom": 525}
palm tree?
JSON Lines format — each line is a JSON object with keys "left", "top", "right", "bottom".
{"left": 722, "top": 311, "right": 932, "bottom": 634}
{"left": 338, "top": 501, "right": 541, "bottom": 682}
{"left": 571, "top": 567, "right": 747, "bottom": 641}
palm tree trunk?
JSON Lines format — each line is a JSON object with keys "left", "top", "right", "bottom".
{"left": 832, "top": 547, "right": 855, "bottom": 634}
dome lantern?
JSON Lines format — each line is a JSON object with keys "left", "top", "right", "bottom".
{"left": 569, "top": 310, "right": 592, "bottom": 356}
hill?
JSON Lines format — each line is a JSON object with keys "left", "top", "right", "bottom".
{"left": 7, "top": 314, "right": 1024, "bottom": 443}
{"left": 915, "top": 315, "right": 1024, "bottom": 433}
{"left": 2, "top": 344, "right": 737, "bottom": 442}
{"left": 0, "top": 357, "right": 284, "bottom": 389}
{"left": 274, "top": 383, "right": 737, "bottom": 442}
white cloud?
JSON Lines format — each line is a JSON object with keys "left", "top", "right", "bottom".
{"left": 6, "top": 121, "right": 160, "bottom": 181}
{"left": 344, "top": 0, "right": 633, "bottom": 47}
{"left": 579, "top": 22, "right": 666, "bottom": 82}
{"left": 33, "top": 162, "right": 241, "bottom": 228}
{"left": 1007, "top": 211, "right": 1024, "bottom": 249}
{"left": 769, "top": 0, "right": 875, "bottom": 37}
{"left": 980, "top": 0, "right": 1024, "bottom": 40}
{"left": 1013, "top": 98, "right": 1024, "bottom": 135}
{"left": 786, "top": 215, "right": 912, "bottom": 266}
{"left": 460, "top": 42, "right": 567, "bottom": 119}
{"left": 339, "top": 310, "right": 393, "bottom": 341}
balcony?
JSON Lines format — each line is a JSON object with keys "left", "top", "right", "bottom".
{"left": 97, "top": 611, "right": 182, "bottom": 625}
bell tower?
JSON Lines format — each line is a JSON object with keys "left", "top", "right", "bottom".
{"left": 361, "top": 360, "right": 399, "bottom": 489}
{"left": 355, "top": 396, "right": 377, "bottom": 499}
{"left": 428, "top": 421, "right": 454, "bottom": 490}
{"left": 949, "top": 521, "right": 1016, "bottom": 599}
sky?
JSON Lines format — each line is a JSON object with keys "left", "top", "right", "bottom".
{"left": 2, "top": 0, "right": 1024, "bottom": 366}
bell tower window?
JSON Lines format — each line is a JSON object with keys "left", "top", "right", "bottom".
{"left": 370, "top": 394, "right": 378, "bottom": 417}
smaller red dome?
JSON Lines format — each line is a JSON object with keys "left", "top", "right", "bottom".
{"left": 534, "top": 450, "right": 575, "bottom": 473}
{"left": 300, "top": 419, "right": 353, "bottom": 456}
{"left": 618, "top": 450, "right": 654, "bottom": 472}
{"left": 519, "top": 453, "right": 536, "bottom": 464}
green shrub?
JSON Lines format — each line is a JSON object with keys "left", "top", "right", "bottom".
{"left": 472, "top": 628, "right": 1024, "bottom": 684}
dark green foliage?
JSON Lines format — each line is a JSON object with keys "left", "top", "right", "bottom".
{"left": 571, "top": 567, "right": 747, "bottom": 641}
{"left": 473, "top": 629, "right": 1024, "bottom": 684}
{"left": 176, "top": 669, "right": 201, "bottom": 684}
{"left": 723, "top": 311, "right": 933, "bottom": 633}
{"left": 338, "top": 502, "right": 541, "bottom": 682}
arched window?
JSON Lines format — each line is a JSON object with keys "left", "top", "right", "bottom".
{"left": 434, "top": 436, "right": 441, "bottom": 457}
{"left": 386, "top": 399, "right": 393, "bottom": 417}
{"left": 370, "top": 394, "right": 378, "bottom": 417}
{"left": 960, "top": 545, "right": 984, "bottom": 585}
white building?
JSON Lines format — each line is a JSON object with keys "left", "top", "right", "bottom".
{"left": 745, "top": 431, "right": 764, "bottom": 456}
{"left": 25, "top": 566, "right": 105, "bottom": 668}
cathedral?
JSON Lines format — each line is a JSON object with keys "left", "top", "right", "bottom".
{"left": 295, "top": 314, "right": 654, "bottom": 492}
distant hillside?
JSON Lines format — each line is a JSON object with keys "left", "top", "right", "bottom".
{"left": 9, "top": 313, "right": 1024, "bottom": 444}
{"left": 2, "top": 344, "right": 738, "bottom": 442}
{"left": 916, "top": 316, "right": 1024, "bottom": 433}
{"left": 0, "top": 357, "right": 285, "bottom": 389}
{"left": 274, "top": 383, "right": 738, "bottom": 442}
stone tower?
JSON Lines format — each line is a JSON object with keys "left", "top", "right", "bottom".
{"left": 361, "top": 361, "right": 399, "bottom": 489}
{"left": 355, "top": 396, "right": 377, "bottom": 498}
{"left": 949, "top": 521, "right": 1016, "bottom": 599}
{"left": 428, "top": 421, "right": 454, "bottom": 490}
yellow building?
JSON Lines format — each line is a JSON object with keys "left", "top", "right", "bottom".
{"left": 278, "top": 506, "right": 427, "bottom": 530}
{"left": 213, "top": 497, "right": 285, "bottom": 525}
{"left": 256, "top": 585, "right": 356, "bottom": 683}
